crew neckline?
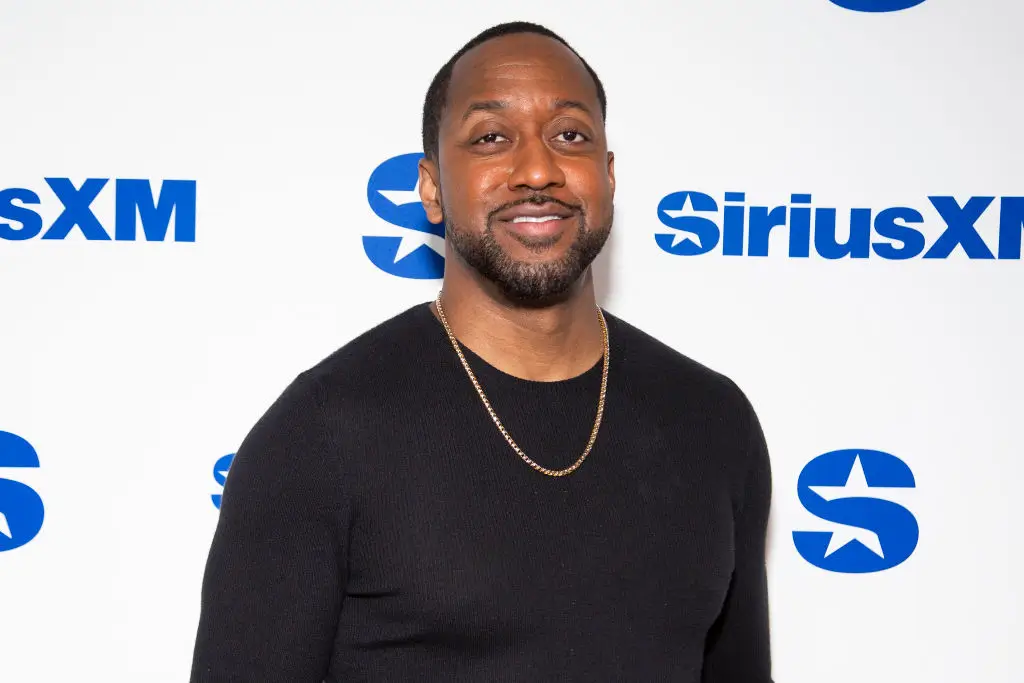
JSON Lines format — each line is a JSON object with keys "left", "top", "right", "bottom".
{"left": 418, "top": 301, "right": 607, "bottom": 387}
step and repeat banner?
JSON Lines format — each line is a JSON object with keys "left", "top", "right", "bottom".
{"left": 1, "top": 1, "right": 1021, "bottom": 681}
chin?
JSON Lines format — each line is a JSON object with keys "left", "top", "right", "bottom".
{"left": 501, "top": 234, "right": 574, "bottom": 259}
{"left": 506, "top": 247, "right": 576, "bottom": 266}
{"left": 494, "top": 284, "right": 579, "bottom": 307}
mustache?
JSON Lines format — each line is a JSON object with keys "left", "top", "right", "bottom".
{"left": 487, "top": 195, "right": 583, "bottom": 222}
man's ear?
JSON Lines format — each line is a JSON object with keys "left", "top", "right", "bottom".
{"left": 418, "top": 157, "right": 443, "bottom": 224}
{"left": 607, "top": 151, "right": 616, "bottom": 198}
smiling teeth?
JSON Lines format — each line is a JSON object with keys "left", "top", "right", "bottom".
{"left": 511, "top": 215, "right": 562, "bottom": 223}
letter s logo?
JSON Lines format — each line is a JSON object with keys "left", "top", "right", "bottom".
{"left": 793, "top": 449, "right": 918, "bottom": 573}
{"left": 0, "top": 431, "right": 45, "bottom": 552}
{"left": 211, "top": 453, "right": 235, "bottom": 510}
{"left": 655, "top": 191, "right": 721, "bottom": 256}
{"left": 828, "top": 0, "right": 928, "bottom": 12}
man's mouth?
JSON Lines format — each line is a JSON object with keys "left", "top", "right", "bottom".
{"left": 492, "top": 202, "right": 579, "bottom": 241}
{"left": 493, "top": 201, "right": 578, "bottom": 223}
{"left": 510, "top": 214, "right": 568, "bottom": 224}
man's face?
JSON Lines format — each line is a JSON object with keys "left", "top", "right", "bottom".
{"left": 420, "top": 33, "right": 615, "bottom": 302}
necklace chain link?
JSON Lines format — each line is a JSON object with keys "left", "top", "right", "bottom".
{"left": 434, "top": 293, "right": 610, "bottom": 477}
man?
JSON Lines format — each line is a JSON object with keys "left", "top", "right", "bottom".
{"left": 191, "top": 21, "right": 773, "bottom": 682}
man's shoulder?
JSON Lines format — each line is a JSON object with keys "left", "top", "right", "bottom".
{"left": 607, "top": 311, "right": 751, "bottom": 414}
{"left": 301, "top": 302, "right": 436, "bottom": 391}
{"left": 607, "top": 312, "right": 766, "bottom": 492}
{"left": 250, "top": 303, "right": 437, "bottom": 440}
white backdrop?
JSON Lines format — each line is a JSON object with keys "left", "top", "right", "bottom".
{"left": 1, "top": 1, "right": 1021, "bottom": 681}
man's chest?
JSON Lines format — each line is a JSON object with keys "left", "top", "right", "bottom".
{"left": 335, "top": 420, "right": 738, "bottom": 651}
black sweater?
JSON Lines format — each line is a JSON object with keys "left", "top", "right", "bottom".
{"left": 190, "top": 302, "right": 773, "bottom": 682}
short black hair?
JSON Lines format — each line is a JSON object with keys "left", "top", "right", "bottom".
{"left": 421, "top": 21, "right": 607, "bottom": 163}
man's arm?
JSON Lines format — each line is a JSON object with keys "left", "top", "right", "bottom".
{"left": 702, "top": 397, "right": 773, "bottom": 682}
{"left": 190, "top": 374, "right": 347, "bottom": 683}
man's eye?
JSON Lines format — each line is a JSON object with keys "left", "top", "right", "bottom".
{"left": 557, "top": 130, "right": 588, "bottom": 143}
{"left": 475, "top": 132, "right": 508, "bottom": 144}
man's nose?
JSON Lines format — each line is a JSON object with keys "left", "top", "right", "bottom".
{"left": 507, "top": 136, "right": 566, "bottom": 192}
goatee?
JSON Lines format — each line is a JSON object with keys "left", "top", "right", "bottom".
{"left": 444, "top": 199, "right": 613, "bottom": 305}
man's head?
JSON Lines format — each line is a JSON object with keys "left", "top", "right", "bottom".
{"left": 418, "top": 22, "right": 615, "bottom": 304}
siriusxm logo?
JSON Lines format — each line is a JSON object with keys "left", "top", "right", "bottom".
{"left": 364, "top": 153, "right": 445, "bottom": 279}
{"left": 656, "top": 191, "right": 1024, "bottom": 260}
{"left": 0, "top": 178, "right": 196, "bottom": 242}
{"left": 794, "top": 449, "right": 918, "bottom": 573}
{"left": 211, "top": 453, "right": 235, "bottom": 510}
{"left": 0, "top": 431, "right": 45, "bottom": 552}
{"left": 829, "top": 0, "right": 927, "bottom": 11}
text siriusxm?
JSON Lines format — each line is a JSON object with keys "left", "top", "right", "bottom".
{"left": 0, "top": 178, "right": 197, "bottom": 242}
{"left": 656, "top": 192, "right": 1024, "bottom": 260}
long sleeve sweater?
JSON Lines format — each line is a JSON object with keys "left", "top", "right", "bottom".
{"left": 190, "top": 302, "right": 773, "bottom": 682}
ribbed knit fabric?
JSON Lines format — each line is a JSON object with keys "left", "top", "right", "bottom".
{"left": 190, "top": 302, "right": 773, "bottom": 682}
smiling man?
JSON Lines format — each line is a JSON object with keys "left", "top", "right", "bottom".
{"left": 191, "top": 21, "right": 773, "bottom": 683}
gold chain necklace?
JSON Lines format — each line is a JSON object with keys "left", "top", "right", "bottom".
{"left": 434, "top": 292, "right": 610, "bottom": 477}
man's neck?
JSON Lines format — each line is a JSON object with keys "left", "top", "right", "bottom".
{"left": 431, "top": 272, "right": 605, "bottom": 382}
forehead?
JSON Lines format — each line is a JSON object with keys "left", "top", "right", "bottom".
{"left": 446, "top": 33, "right": 600, "bottom": 117}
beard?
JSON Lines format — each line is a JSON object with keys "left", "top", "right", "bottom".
{"left": 443, "top": 197, "right": 613, "bottom": 304}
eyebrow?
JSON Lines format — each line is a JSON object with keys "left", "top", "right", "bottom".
{"left": 460, "top": 98, "right": 593, "bottom": 122}
{"left": 552, "top": 99, "right": 592, "bottom": 117}
{"left": 461, "top": 100, "right": 507, "bottom": 121}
